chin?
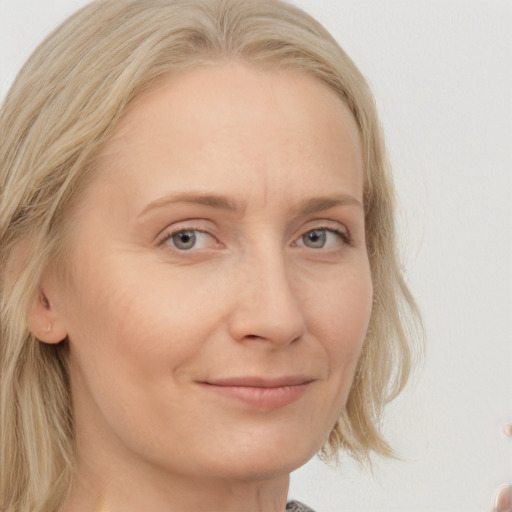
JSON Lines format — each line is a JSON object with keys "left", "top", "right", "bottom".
{"left": 200, "top": 432, "right": 325, "bottom": 482}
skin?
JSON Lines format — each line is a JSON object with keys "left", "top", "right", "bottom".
{"left": 30, "top": 62, "right": 372, "bottom": 512}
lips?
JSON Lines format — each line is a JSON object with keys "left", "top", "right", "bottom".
{"left": 198, "top": 376, "right": 314, "bottom": 409}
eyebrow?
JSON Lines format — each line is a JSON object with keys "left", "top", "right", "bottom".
{"left": 137, "top": 192, "right": 362, "bottom": 218}
{"left": 295, "top": 196, "right": 362, "bottom": 215}
{"left": 138, "top": 193, "right": 241, "bottom": 218}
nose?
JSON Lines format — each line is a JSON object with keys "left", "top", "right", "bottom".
{"left": 227, "top": 246, "right": 307, "bottom": 347}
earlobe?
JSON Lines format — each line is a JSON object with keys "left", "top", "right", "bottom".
{"left": 28, "top": 290, "right": 68, "bottom": 344}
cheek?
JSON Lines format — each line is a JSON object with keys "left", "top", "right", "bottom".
{"left": 63, "top": 270, "right": 166, "bottom": 400}
{"left": 64, "top": 269, "right": 199, "bottom": 445}
{"left": 309, "top": 266, "right": 373, "bottom": 373}
{"left": 294, "top": 264, "right": 372, "bottom": 432}
{"left": 65, "top": 259, "right": 222, "bottom": 383}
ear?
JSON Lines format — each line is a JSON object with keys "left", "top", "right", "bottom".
{"left": 28, "top": 289, "right": 68, "bottom": 344}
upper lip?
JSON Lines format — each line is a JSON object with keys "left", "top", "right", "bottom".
{"left": 201, "top": 376, "right": 315, "bottom": 388}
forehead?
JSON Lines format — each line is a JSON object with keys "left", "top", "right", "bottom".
{"left": 89, "top": 62, "right": 364, "bottom": 213}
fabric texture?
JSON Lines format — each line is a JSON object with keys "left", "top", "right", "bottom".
{"left": 286, "top": 500, "right": 316, "bottom": 512}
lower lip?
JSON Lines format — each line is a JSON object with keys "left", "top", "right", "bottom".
{"left": 200, "top": 383, "right": 310, "bottom": 409}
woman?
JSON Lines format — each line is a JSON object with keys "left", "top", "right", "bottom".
{"left": 0, "top": 1, "right": 421, "bottom": 511}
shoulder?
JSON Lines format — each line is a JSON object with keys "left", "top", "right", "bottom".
{"left": 286, "top": 500, "right": 317, "bottom": 512}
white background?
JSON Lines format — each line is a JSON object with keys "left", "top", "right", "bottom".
{"left": 1, "top": 1, "right": 511, "bottom": 511}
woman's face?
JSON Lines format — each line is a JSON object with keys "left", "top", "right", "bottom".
{"left": 48, "top": 63, "right": 372, "bottom": 484}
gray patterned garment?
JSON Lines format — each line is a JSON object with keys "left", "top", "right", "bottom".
{"left": 286, "top": 500, "right": 316, "bottom": 512}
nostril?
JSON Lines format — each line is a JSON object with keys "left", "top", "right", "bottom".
{"left": 242, "top": 331, "right": 302, "bottom": 344}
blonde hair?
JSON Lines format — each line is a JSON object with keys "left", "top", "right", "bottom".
{"left": 0, "top": 0, "right": 422, "bottom": 510}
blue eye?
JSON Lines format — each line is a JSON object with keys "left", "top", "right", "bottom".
{"left": 302, "top": 229, "right": 327, "bottom": 248}
{"left": 299, "top": 228, "right": 347, "bottom": 249}
{"left": 163, "top": 229, "right": 216, "bottom": 251}
{"left": 171, "top": 230, "right": 197, "bottom": 250}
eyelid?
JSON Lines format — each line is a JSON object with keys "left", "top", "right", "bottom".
{"left": 155, "top": 220, "right": 221, "bottom": 248}
{"left": 294, "top": 226, "right": 352, "bottom": 248}
{"left": 154, "top": 218, "right": 353, "bottom": 250}
{"left": 295, "top": 219, "right": 352, "bottom": 242}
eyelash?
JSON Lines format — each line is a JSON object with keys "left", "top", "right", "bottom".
{"left": 157, "top": 225, "right": 352, "bottom": 252}
{"left": 296, "top": 226, "right": 353, "bottom": 249}
{"left": 157, "top": 227, "right": 218, "bottom": 251}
